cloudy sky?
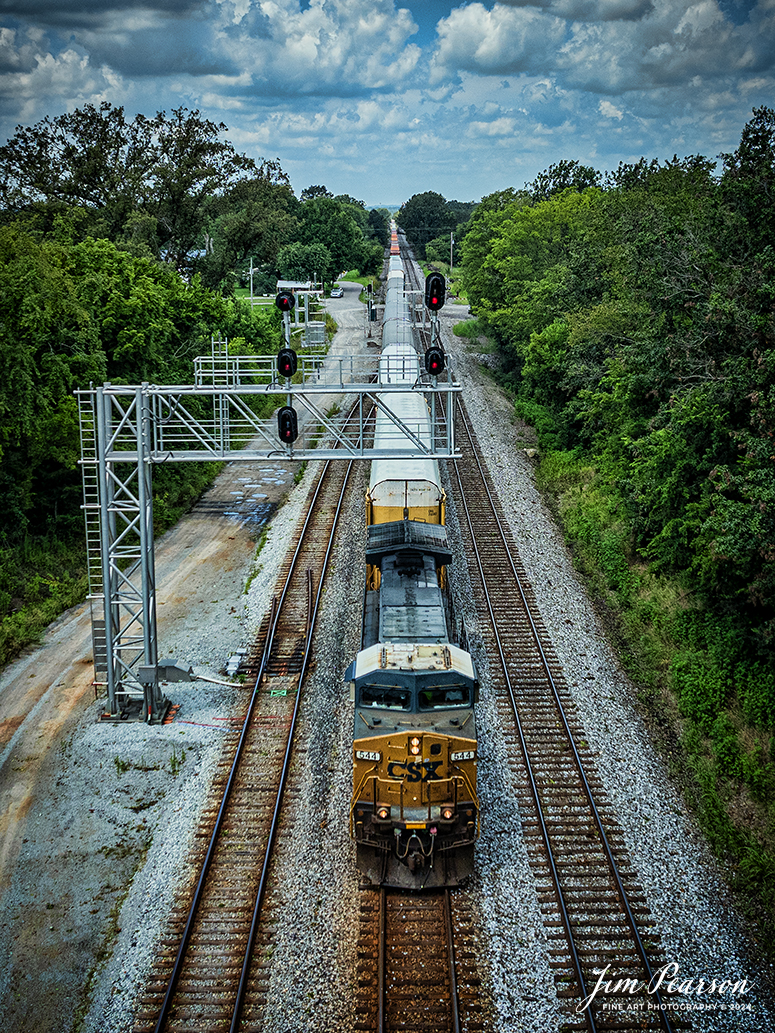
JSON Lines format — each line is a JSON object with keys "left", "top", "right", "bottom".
{"left": 1, "top": 0, "right": 773, "bottom": 203}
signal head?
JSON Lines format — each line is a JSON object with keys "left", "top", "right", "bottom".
{"left": 425, "top": 346, "right": 445, "bottom": 376}
{"left": 277, "top": 405, "right": 299, "bottom": 444}
{"left": 275, "top": 290, "right": 295, "bottom": 312}
{"left": 424, "top": 273, "right": 446, "bottom": 311}
{"left": 277, "top": 348, "right": 298, "bottom": 379}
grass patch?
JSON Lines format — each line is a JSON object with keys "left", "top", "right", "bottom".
{"left": 233, "top": 288, "right": 274, "bottom": 306}
{"left": 453, "top": 318, "right": 483, "bottom": 340}
{"left": 244, "top": 528, "right": 269, "bottom": 594}
{"left": 338, "top": 270, "right": 377, "bottom": 289}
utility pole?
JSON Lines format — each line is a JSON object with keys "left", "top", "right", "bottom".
{"left": 250, "top": 258, "right": 254, "bottom": 306}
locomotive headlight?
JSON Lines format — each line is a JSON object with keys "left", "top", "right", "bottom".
{"left": 376, "top": 805, "right": 391, "bottom": 820}
{"left": 451, "top": 750, "right": 476, "bottom": 762}
{"left": 355, "top": 750, "right": 381, "bottom": 762}
{"left": 441, "top": 807, "right": 455, "bottom": 820}
{"left": 409, "top": 736, "right": 421, "bottom": 756}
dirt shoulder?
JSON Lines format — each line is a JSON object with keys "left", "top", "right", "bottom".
{"left": 0, "top": 457, "right": 296, "bottom": 1032}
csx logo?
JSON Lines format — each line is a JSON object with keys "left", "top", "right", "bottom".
{"left": 387, "top": 760, "right": 442, "bottom": 782}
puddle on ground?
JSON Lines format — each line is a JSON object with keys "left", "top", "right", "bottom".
{"left": 206, "top": 463, "right": 297, "bottom": 535}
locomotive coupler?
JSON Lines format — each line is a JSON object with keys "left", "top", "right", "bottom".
{"left": 396, "top": 828, "right": 437, "bottom": 866}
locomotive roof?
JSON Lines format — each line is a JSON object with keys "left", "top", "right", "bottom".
{"left": 365, "top": 519, "right": 451, "bottom": 566}
{"left": 353, "top": 642, "right": 475, "bottom": 682}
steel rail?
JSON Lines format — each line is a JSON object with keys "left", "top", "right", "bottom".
{"left": 443, "top": 890, "right": 462, "bottom": 1033}
{"left": 230, "top": 459, "right": 354, "bottom": 1032}
{"left": 377, "top": 887, "right": 387, "bottom": 1033}
{"left": 152, "top": 456, "right": 348, "bottom": 1033}
{"left": 449, "top": 409, "right": 595, "bottom": 1033}
{"left": 454, "top": 397, "right": 674, "bottom": 1033}
{"left": 151, "top": 590, "right": 277, "bottom": 1033}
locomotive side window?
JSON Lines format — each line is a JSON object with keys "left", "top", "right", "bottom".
{"left": 360, "top": 685, "right": 411, "bottom": 710}
{"left": 418, "top": 684, "right": 471, "bottom": 709}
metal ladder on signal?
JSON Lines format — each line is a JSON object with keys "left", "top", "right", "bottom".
{"left": 78, "top": 389, "right": 107, "bottom": 681}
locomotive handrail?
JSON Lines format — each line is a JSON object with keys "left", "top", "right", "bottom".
{"left": 352, "top": 771, "right": 479, "bottom": 823}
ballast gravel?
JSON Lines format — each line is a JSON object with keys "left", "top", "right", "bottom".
{"left": 0, "top": 281, "right": 770, "bottom": 1033}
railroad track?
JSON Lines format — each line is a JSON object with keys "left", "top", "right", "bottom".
{"left": 448, "top": 397, "right": 684, "bottom": 1033}
{"left": 134, "top": 454, "right": 354, "bottom": 1033}
{"left": 354, "top": 244, "right": 488, "bottom": 1033}
{"left": 356, "top": 887, "right": 486, "bottom": 1033}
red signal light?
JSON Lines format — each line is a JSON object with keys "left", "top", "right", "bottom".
{"left": 424, "top": 273, "right": 445, "bottom": 311}
{"left": 425, "top": 347, "right": 445, "bottom": 375}
{"left": 275, "top": 291, "right": 295, "bottom": 312}
{"left": 277, "top": 405, "right": 298, "bottom": 444}
{"left": 277, "top": 348, "right": 298, "bottom": 378}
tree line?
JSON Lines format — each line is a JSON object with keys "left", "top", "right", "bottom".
{"left": 454, "top": 107, "right": 775, "bottom": 924}
{"left": 396, "top": 191, "right": 477, "bottom": 267}
{"left": 0, "top": 103, "right": 389, "bottom": 288}
{"left": 0, "top": 102, "right": 390, "bottom": 662}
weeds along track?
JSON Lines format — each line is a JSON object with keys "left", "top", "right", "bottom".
{"left": 450, "top": 398, "right": 683, "bottom": 1033}
{"left": 134, "top": 452, "right": 355, "bottom": 1033}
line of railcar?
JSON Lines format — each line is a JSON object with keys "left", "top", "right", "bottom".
{"left": 346, "top": 246, "right": 479, "bottom": 890}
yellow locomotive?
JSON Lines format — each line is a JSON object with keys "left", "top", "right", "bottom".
{"left": 346, "top": 254, "right": 479, "bottom": 890}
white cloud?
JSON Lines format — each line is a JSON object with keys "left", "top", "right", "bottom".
{"left": 600, "top": 99, "right": 624, "bottom": 118}
{"left": 223, "top": 0, "right": 422, "bottom": 95}
{"left": 467, "top": 115, "right": 517, "bottom": 136}
{"left": 431, "top": 0, "right": 775, "bottom": 97}
{"left": 0, "top": 40, "right": 125, "bottom": 122}
{"left": 431, "top": 3, "right": 567, "bottom": 82}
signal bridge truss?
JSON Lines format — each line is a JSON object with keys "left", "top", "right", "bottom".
{"left": 77, "top": 339, "right": 461, "bottom": 724}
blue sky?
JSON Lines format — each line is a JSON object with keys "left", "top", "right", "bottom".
{"left": 1, "top": 0, "right": 773, "bottom": 204}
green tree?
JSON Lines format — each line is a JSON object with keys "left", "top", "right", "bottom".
{"left": 300, "top": 184, "right": 333, "bottom": 202}
{"left": 460, "top": 189, "right": 530, "bottom": 325}
{"left": 397, "top": 191, "right": 455, "bottom": 258}
{"left": 300, "top": 195, "right": 375, "bottom": 281}
{"left": 197, "top": 175, "right": 300, "bottom": 291}
{"left": 0, "top": 103, "right": 156, "bottom": 235}
{"left": 527, "top": 159, "right": 601, "bottom": 202}
{"left": 426, "top": 233, "right": 458, "bottom": 267}
{"left": 275, "top": 241, "right": 332, "bottom": 282}
{"left": 0, "top": 103, "right": 282, "bottom": 275}
{"left": 721, "top": 106, "right": 775, "bottom": 253}
{"left": 468, "top": 187, "right": 602, "bottom": 366}
{"left": 366, "top": 208, "right": 390, "bottom": 247}
{"left": 146, "top": 108, "right": 263, "bottom": 272}
{"left": 0, "top": 220, "right": 281, "bottom": 544}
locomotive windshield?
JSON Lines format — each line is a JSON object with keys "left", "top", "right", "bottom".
{"left": 360, "top": 684, "right": 411, "bottom": 710}
{"left": 418, "top": 684, "right": 471, "bottom": 709}
{"left": 357, "top": 679, "right": 473, "bottom": 711}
